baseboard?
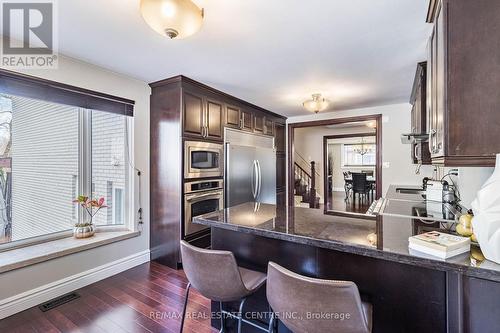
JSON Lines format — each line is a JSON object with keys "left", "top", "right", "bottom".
{"left": 0, "top": 249, "right": 150, "bottom": 319}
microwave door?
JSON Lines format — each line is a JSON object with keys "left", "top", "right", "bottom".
{"left": 225, "top": 143, "right": 256, "bottom": 208}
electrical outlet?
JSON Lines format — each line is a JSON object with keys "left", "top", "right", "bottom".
{"left": 450, "top": 168, "right": 459, "bottom": 177}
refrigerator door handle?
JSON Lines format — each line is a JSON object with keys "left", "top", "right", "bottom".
{"left": 251, "top": 160, "right": 258, "bottom": 199}
{"left": 256, "top": 159, "right": 262, "bottom": 199}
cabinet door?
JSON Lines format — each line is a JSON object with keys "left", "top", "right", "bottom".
{"left": 264, "top": 118, "right": 274, "bottom": 136}
{"left": 183, "top": 92, "right": 204, "bottom": 137}
{"left": 433, "top": 2, "right": 446, "bottom": 157}
{"left": 206, "top": 100, "right": 223, "bottom": 140}
{"left": 426, "top": 35, "right": 435, "bottom": 157}
{"left": 241, "top": 109, "right": 253, "bottom": 131}
{"left": 225, "top": 105, "right": 241, "bottom": 129}
{"left": 410, "top": 104, "right": 418, "bottom": 163}
{"left": 254, "top": 112, "right": 265, "bottom": 133}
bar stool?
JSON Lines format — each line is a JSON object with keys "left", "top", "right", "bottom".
{"left": 266, "top": 262, "right": 372, "bottom": 333}
{"left": 180, "top": 241, "right": 268, "bottom": 333}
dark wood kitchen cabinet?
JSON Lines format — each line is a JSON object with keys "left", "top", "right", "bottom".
{"left": 410, "top": 62, "right": 431, "bottom": 165}
{"left": 425, "top": 0, "right": 500, "bottom": 166}
{"left": 264, "top": 118, "right": 274, "bottom": 136}
{"left": 254, "top": 112, "right": 265, "bottom": 133}
{"left": 183, "top": 91, "right": 223, "bottom": 141}
{"left": 183, "top": 91, "right": 204, "bottom": 138}
{"left": 241, "top": 109, "right": 253, "bottom": 131}
{"left": 150, "top": 75, "right": 286, "bottom": 268}
{"left": 205, "top": 99, "right": 223, "bottom": 140}
{"left": 225, "top": 105, "right": 241, "bottom": 129}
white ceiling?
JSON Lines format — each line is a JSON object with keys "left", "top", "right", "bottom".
{"left": 4, "top": 0, "right": 432, "bottom": 116}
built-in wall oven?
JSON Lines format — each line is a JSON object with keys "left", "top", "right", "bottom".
{"left": 184, "top": 179, "right": 223, "bottom": 237}
{"left": 184, "top": 141, "right": 223, "bottom": 179}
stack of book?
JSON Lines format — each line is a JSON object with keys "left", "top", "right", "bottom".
{"left": 408, "top": 231, "right": 471, "bottom": 260}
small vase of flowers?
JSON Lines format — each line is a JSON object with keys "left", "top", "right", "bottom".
{"left": 72, "top": 195, "right": 107, "bottom": 239}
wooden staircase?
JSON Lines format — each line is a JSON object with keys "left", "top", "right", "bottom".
{"left": 294, "top": 161, "right": 320, "bottom": 209}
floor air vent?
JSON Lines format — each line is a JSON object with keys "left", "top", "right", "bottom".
{"left": 38, "top": 292, "right": 81, "bottom": 312}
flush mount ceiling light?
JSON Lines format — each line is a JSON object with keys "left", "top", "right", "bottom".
{"left": 302, "top": 94, "right": 330, "bottom": 114}
{"left": 140, "top": 0, "right": 204, "bottom": 39}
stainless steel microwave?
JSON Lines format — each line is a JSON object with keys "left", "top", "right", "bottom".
{"left": 184, "top": 141, "right": 223, "bottom": 179}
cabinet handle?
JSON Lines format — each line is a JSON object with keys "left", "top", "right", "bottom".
{"left": 429, "top": 129, "right": 436, "bottom": 153}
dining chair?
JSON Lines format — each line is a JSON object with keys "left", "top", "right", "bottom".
{"left": 343, "top": 172, "right": 352, "bottom": 201}
{"left": 352, "top": 173, "right": 370, "bottom": 202}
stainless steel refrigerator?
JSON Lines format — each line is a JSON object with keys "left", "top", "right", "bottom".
{"left": 225, "top": 128, "right": 276, "bottom": 207}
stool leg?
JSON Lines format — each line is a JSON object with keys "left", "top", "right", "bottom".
{"left": 180, "top": 282, "right": 191, "bottom": 333}
{"left": 237, "top": 298, "right": 247, "bottom": 333}
{"left": 268, "top": 312, "right": 275, "bottom": 333}
{"left": 219, "top": 302, "right": 226, "bottom": 333}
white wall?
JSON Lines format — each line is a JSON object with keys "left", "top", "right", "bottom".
{"left": 293, "top": 125, "right": 375, "bottom": 200}
{"left": 288, "top": 103, "right": 495, "bottom": 208}
{"left": 0, "top": 55, "right": 150, "bottom": 301}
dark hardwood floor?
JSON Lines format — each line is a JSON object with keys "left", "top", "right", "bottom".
{"left": 326, "top": 190, "right": 373, "bottom": 214}
{"left": 0, "top": 262, "right": 217, "bottom": 333}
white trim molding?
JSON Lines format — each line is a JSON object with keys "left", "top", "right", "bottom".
{"left": 0, "top": 250, "right": 150, "bottom": 319}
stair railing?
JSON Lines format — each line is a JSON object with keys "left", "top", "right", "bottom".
{"left": 294, "top": 161, "right": 318, "bottom": 208}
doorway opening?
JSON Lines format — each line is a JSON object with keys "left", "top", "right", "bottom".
{"left": 288, "top": 115, "right": 382, "bottom": 218}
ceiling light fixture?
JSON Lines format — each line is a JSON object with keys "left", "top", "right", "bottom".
{"left": 140, "top": 0, "right": 204, "bottom": 39}
{"left": 353, "top": 137, "right": 374, "bottom": 156}
{"left": 302, "top": 94, "right": 330, "bottom": 114}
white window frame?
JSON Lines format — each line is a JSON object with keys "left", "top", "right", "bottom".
{"left": 112, "top": 185, "right": 125, "bottom": 225}
{"left": 0, "top": 108, "right": 134, "bottom": 252}
{"left": 341, "top": 143, "right": 377, "bottom": 167}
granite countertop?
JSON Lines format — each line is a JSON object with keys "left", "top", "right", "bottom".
{"left": 194, "top": 202, "right": 500, "bottom": 282}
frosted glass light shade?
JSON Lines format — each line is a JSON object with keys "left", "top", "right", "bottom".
{"left": 140, "top": 0, "right": 203, "bottom": 39}
{"left": 303, "top": 94, "right": 330, "bottom": 113}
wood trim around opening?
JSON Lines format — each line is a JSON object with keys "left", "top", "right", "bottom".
{"left": 288, "top": 114, "right": 383, "bottom": 215}
{"left": 322, "top": 132, "right": 379, "bottom": 216}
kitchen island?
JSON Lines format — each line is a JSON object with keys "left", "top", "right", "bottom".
{"left": 194, "top": 203, "right": 500, "bottom": 333}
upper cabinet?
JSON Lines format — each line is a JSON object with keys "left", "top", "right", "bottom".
{"left": 254, "top": 112, "right": 265, "bottom": 133}
{"left": 410, "top": 62, "right": 431, "bottom": 165}
{"left": 175, "top": 76, "right": 285, "bottom": 141}
{"left": 183, "top": 91, "right": 205, "bottom": 138}
{"left": 264, "top": 118, "right": 274, "bottom": 136}
{"left": 425, "top": 0, "right": 500, "bottom": 166}
{"left": 225, "top": 105, "right": 241, "bottom": 129}
{"left": 183, "top": 90, "right": 223, "bottom": 141}
{"left": 240, "top": 109, "right": 253, "bottom": 132}
{"left": 205, "top": 99, "right": 223, "bottom": 140}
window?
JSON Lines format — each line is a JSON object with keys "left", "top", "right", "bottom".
{"left": 342, "top": 143, "right": 376, "bottom": 167}
{"left": 112, "top": 187, "right": 124, "bottom": 225}
{"left": 0, "top": 93, "right": 130, "bottom": 246}
{"left": 91, "top": 110, "right": 127, "bottom": 226}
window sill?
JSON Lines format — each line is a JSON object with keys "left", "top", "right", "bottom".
{"left": 0, "top": 230, "right": 140, "bottom": 274}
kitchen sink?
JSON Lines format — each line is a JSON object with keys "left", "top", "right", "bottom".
{"left": 395, "top": 187, "right": 425, "bottom": 195}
